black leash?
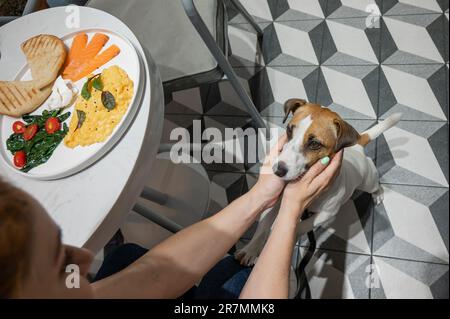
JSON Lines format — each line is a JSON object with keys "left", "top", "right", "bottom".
{"left": 294, "top": 211, "right": 317, "bottom": 299}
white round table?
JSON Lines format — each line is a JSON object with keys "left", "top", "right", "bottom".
{"left": 0, "top": 7, "right": 164, "bottom": 253}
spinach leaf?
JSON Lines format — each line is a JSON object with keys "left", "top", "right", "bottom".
{"left": 23, "top": 130, "right": 47, "bottom": 154}
{"left": 21, "top": 139, "right": 61, "bottom": 172}
{"left": 7, "top": 108, "right": 71, "bottom": 172}
{"left": 24, "top": 110, "right": 54, "bottom": 128}
{"left": 101, "top": 91, "right": 116, "bottom": 110}
{"left": 51, "top": 109, "right": 60, "bottom": 117}
{"left": 22, "top": 114, "right": 38, "bottom": 124}
{"left": 57, "top": 111, "right": 71, "bottom": 123}
{"left": 20, "top": 128, "right": 69, "bottom": 173}
{"left": 6, "top": 134, "right": 25, "bottom": 154}
{"left": 36, "top": 116, "right": 47, "bottom": 128}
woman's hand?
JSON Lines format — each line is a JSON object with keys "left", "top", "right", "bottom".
{"left": 280, "top": 150, "right": 344, "bottom": 218}
{"left": 250, "top": 134, "right": 288, "bottom": 209}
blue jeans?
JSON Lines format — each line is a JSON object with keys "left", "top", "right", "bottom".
{"left": 94, "top": 243, "right": 251, "bottom": 299}
{"left": 46, "top": 0, "right": 88, "bottom": 6}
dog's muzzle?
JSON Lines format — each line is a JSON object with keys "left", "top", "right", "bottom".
{"left": 273, "top": 161, "right": 288, "bottom": 177}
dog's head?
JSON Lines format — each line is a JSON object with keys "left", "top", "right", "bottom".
{"left": 273, "top": 98, "right": 360, "bottom": 180}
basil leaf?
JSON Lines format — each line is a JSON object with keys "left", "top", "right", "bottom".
{"left": 101, "top": 91, "right": 116, "bottom": 110}
{"left": 81, "top": 74, "right": 103, "bottom": 100}
{"left": 81, "top": 80, "right": 91, "bottom": 100}
{"left": 76, "top": 110, "right": 86, "bottom": 130}
{"left": 92, "top": 75, "right": 103, "bottom": 91}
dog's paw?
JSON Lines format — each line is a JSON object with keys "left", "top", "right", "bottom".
{"left": 372, "top": 187, "right": 384, "bottom": 206}
{"left": 234, "top": 248, "right": 259, "bottom": 267}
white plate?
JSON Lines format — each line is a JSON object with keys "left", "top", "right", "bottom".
{"left": 0, "top": 28, "right": 145, "bottom": 180}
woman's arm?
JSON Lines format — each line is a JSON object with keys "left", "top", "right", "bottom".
{"left": 92, "top": 189, "right": 265, "bottom": 299}
{"left": 92, "top": 136, "right": 288, "bottom": 299}
{"left": 240, "top": 151, "right": 343, "bottom": 299}
{"left": 240, "top": 206, "right": 300, "bottom": 299}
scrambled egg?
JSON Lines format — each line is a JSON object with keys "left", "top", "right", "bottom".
{"left": 64, "top": 65, "right": 134, "bottom": 148}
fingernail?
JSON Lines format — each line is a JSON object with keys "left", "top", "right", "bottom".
{"left": 321, "top": 156, "right": 330, "bottom": 165}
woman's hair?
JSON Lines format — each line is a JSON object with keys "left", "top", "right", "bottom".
{"left": 0, "top": 179, "right": 34, "bottom": 298}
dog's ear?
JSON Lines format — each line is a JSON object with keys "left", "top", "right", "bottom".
{"left": 283, "top": 99, "right": 307, "bottom": 123}
{"left": 334, "top": 119, "right": 360, "bottom": 151}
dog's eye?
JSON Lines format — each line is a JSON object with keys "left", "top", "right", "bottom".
{"left": 309, "top": 140, "right": 322, "bottom": 150}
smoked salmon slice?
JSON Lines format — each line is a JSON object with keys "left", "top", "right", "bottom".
{"left": 79, "top": 33, "right": 110, "bottom": 60}
{"left": 67, "top": 45, "right": 121, "bottom": 82}
{"left": 63, "top": 33, "right": 109, "bottom": 79}
{"left": 64, "top": 33, "right": 87, "bottom": 68}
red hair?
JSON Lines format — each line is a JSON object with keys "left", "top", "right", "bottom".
{"left": 0, "top": 179, "right": 34, "bottom": 298}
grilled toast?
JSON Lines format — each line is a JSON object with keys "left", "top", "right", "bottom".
{"left": 21, "top": 35, "right": 67, "bottom": 89}
{"left": 0, "top": 81, "right": 52, "bottom": 117}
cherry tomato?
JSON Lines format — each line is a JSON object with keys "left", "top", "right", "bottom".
{"left": 12, "top": 121, "right": 26, "bottom": 134}
{"left": 45, "top": 117, "right": 61, "bottom": 134}
{"left": 13, "top": 151, "right": 26, "bottom": 168}
{"left": 23, "top": 124, "right": 38, "bottom": 141}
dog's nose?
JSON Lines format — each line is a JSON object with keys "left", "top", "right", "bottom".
{"left": 273, "top": 161, "right": 288, "bottom": 177}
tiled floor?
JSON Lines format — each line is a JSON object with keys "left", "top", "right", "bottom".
{"left": 157, "top": 0, "right": 449, "bottom": 299}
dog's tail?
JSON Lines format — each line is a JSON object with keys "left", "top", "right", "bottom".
{"left": 358, "top": 113, "right": 402, "bottom": 146}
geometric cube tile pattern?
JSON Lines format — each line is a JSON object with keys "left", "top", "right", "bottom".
{"left": 158, "top": 0, "right": 449, "bottom": 299}
{"left": 377, "top": 121, "right": 448, "bottom": 187}
{"left": 262, "top": 20, "right": 324, "bottom": 66}
{"left": 268, "top": 0, "right": 328, "bottom": 21}
{"left": 373, "top": 184, "right": 449, "bottom": 264}
{"left": 370, "top": 256, "right": 449, "bottom": 299}
{"left": 322, "top": 17, "right": 381, "bottom": 65}
{"left": 298, "top": 247, "right": 372, "bottom": 299}
{"left": 299, "top": 191, "right": 375, "bottom": 255}
{"left": 381, "top": 14, "right": 447, "bottom": 64}
{"left": 327, "top": 0, "right": 384, "bottom": 19}
{"left": 382, "top": 0, "right": 449, "bottom": 16}
{"left": 316, "top": 65, "right": 379, "bottom": 119}
{"left": 379, "top": 64, "right": 448, "bottom": 121}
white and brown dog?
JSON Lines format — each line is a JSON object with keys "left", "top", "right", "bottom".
{"left": 235, "top": 98, "right": 401, "bottom": 267}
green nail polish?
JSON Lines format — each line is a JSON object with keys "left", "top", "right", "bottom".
{"left": 321, "top": 156, "right": 330, "bottom": 165}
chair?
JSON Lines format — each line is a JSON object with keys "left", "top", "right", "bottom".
{"left": 85, "top": 0, "right": 269, "bottom": 234}
{"left": 87, "top": 0, "right": 268, "bottom": 133}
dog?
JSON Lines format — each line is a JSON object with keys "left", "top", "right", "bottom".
{"left": 235, "top": 98, "right": 401, "bottom": 267}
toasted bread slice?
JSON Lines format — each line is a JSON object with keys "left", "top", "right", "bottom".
{"left": 21, "top": 35, "right": 67, "bottom": 89}
{"left": 0, "top": 81, "right": 52, "bottom": 117}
